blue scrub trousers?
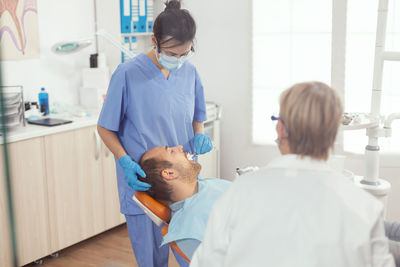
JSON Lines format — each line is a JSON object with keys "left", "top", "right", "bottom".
{"left": 125, "top": 214, "right": 189, "bottom": 267}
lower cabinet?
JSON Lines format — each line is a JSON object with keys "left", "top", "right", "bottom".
{"left": 1, "top": 138, "right": 51, "bottom": 266}
{"left": 45, "top": 127, "right": 106, "bottom": 252}
{"left": 101, "top": 139, "right": 126, "bottom": 229}
{"left": 0, "top": 126, "right": 123, "bottom": 266}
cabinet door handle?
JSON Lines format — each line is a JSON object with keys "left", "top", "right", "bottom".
{"left": 94, "top": 130, "right": 101, "bottom": 160}
{"left": 105, "top": 146, "right": 110, "bottom": 158}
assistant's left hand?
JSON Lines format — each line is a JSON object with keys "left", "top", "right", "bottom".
{"left": 194, "top": 133, "right": 213, "bottom": 154}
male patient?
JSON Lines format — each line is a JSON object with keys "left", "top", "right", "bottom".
{"left": 138, "top": 145, "right": 231, "bottom": 259}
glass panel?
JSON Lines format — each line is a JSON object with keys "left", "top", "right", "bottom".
{"left": 344, "top": 34, "right": 375, "bottom": 112}
{"left": 253, "top": 0, "right": 291, "bottom": 33}
{"left": 252, "top": 34, "right": 292, "bottom": 88}
{"left": 347, "top": 0, "right": 378, "bottom": 33}
{"left": 291, "top": 33, "right": 331, "bottom": 83}
{"left": 252, "top": 0, "right": 332, "bottom": 144}
{"left": 292, "top": 0, "right": 332, "bottom": 33}
{"left": 252, "top": 89, "right": 282, "bottom": 145}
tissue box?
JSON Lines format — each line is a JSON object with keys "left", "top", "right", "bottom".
{"left": 80, "top": 67, "right": 110, "bottom": 108}
{"left": 79, "top": 87, "right": 105, "bottom": 109}
{"left": 82, "top": 67, "right": 110, "bottom": 94}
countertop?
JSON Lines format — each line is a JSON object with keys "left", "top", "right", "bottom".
{"left": 1, "top": 113, "right": 99, "bottom": 145}
{"left": 0, "top": 102, "right": 220, "bottom": 145}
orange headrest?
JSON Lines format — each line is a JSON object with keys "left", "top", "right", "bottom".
{"left": 134, "top": 191, "right": 171, "bottom": 224}
{"left": 135, "top": 195, "right": 190, "bottom": 262}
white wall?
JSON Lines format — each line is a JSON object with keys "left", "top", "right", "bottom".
{"left": 1, "top": 0, "right": 97, "bottom": 105}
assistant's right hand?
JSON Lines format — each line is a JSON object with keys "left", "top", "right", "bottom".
{"left": 119, "top": 155, "right": 151, "bottom": 191}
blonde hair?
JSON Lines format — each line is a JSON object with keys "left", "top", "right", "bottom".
{"left": 279, "top": 81, "right": 343, "bottom": 160}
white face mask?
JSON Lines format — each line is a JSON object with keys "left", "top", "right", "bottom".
{"left": 157, "top": 52, "right": 190, "bottom": 71}
{"left": 154, "top": 39, "right": 194, "bottom": 71}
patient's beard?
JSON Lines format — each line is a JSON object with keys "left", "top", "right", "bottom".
{"left": 180, "top": 161, "right": 201, "bottom": 183}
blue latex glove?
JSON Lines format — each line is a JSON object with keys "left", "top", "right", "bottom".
{"left": 194, "top": 133, "right": 213, "bottom": 155}
{"left": 119, "top": 155, "right": 151, "bottom": 191}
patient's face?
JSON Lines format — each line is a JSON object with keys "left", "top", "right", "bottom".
{"left": 142, "top": 145, "right": 201, "bottom": 179}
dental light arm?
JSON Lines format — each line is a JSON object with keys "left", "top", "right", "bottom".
{"left": 52, "top": 29, "right": 136, "bottom": 59}
{"left": 339, "top": 0, "right": 399, "bottom": 214}
{"left": 384, "top": 113, "right": 400, "bottom": 129}
{"left": 95, "top": 29, "right": 135, "bottom": 59}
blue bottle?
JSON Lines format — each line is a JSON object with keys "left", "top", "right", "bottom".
{"left": 38, "top": 87, "right": 49, "bottom": 115}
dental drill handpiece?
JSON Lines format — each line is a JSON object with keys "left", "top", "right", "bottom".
{"left": 184, "top": 139, "right": 198, "bottom": 160}
{"left": 185, "top": 140, "right": 216, "bottom": 160}
{"left": 186, "top": 152, "right": 198, "bottom": 161}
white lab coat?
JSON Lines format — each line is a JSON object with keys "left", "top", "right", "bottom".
{"left": 190, "top": 155, "right": 395, "bottom": 267}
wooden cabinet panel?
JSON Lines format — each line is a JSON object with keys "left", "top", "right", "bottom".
{"left": 7, "top": 138, "right": 51, "bottom": 265}
{"left": 45, "top": 127, "right": 105, "bottom": 252}
{"left": 45, "top": 130, "right": 81, "bottom": 251}
{"left": 101, "top": 142, "right": 125, "bottom": 228}
{"left": 74, "top": 127, "right": 105, "bottom": 237}
{"left": 0, "top": 144, "right": 13, "bottom": 267}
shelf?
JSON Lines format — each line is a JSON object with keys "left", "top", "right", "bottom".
{"left": 121, "top": 32, "right": 153, "bottom": 37}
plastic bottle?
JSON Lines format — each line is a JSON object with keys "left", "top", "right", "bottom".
{"left": 38, "top": 87, "right": 49, "bottom": 115}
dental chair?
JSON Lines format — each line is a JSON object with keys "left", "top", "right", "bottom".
{"left": 133, "top": 191, "right": 191, "bottom": 263}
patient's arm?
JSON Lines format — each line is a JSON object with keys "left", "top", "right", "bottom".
{"left": 175, "top": 238, "right": 201, "bottom": 260}
{"left": 385, "top": 221, "right": 400, "bottom": 266}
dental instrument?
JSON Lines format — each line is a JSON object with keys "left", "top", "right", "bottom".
{"left": 187, "top": 153, "right": 197, "bottom": 161}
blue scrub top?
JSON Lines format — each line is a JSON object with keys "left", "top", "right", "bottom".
{"left": 98, "top": 53, "right": 207, "bottom": 215}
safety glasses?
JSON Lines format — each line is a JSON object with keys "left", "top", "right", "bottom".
{"left": 271, "top": 115, "right": 289, "bottom": 137}
{"left": 156, "top": 39, "right": 195, "bottom": 58}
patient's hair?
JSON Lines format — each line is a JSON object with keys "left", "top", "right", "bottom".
{"left": 279, "top": 81, "right": 343, "bottom": 161}
{"left": 138, "top": 157, "right": 173, "bottom": 201}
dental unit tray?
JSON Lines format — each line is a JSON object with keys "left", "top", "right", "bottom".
{"left": 341, "top": 112, "right": 381, "bottom": 130}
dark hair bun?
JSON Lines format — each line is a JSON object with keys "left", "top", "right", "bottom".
{"left": 165, "top": 0, "right": 181, "bottom": 11}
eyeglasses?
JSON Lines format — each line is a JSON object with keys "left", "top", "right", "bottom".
{"left": 156, "top": 39, "right": 195, "bottom": 58}
{"left": 271, "top": 115, "right": 289, "bottom": 137}
{"left": 270, "top": 115, "right": 284, "bottom": 124}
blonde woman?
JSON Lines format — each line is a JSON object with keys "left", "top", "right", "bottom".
{"left": 190, "top": 82, "right": 394, "bottom": 267}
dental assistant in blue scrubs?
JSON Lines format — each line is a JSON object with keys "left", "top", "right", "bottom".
{"left": 97, "top": 1, "right": 213, "bottom": 266}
